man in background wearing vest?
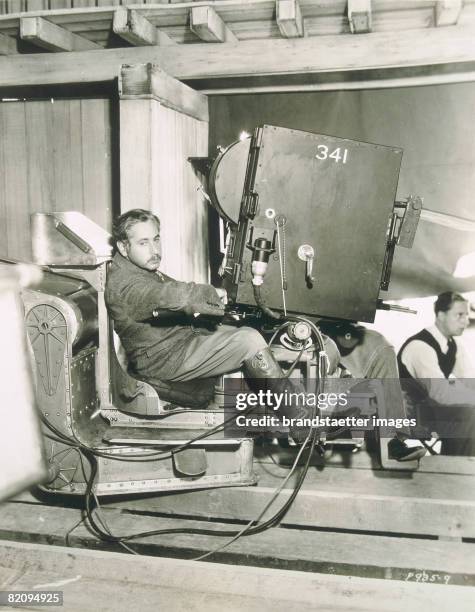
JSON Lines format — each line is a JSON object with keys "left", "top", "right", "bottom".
{"left": 398, "top": 292, "right": 475, "bottom": 455}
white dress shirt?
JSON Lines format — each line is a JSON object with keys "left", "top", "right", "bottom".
{"left": 400, "top": 326, "right": 475, "bottom": 406}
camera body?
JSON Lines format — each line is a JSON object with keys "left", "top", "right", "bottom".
{"left": 211, "top": 125, "right": 404, "bottom": 322}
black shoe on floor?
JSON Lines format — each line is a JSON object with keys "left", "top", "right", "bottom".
{"left": 388, "top": 438, "right": 426, "bottom": 462}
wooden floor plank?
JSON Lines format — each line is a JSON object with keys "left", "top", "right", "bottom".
{"left": 105, "top": 487, "right": 475, "bottom": 538}
{"left": 8, "top": 451, "right": 475, "bottom": 538}
{"left": 1, "top": 541, "right": 474, "bottom": 612}
{"left": 1, "top": 502, "right": 474, "bottom": 585}
{"left": 8, "top": 447, "right": 475, "bottom": 539}
{"left": 254, "top": 446, "right": 475, "bottom": 475}
{"left": 97, "top": 459, "right": 475, "bottom": 538}
{"left": 250, "top": 461, "right": 475, "bottom": 500}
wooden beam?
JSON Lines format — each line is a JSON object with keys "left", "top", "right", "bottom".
{"left": 119, "top": 63, "right": 208, "bottom": 122}
{"left": 190, "top": 6, "right": 237, "bottom": 43}
{"left": 195, "top": 69, "right": 475, "bottom": 94}
{"left": 20, "top": 16, "right": 100, "bottom": 52}
{"left": 112, "top": 7, "right": 175, "bottom": 47}
{"left": 435, "top": 0, "right": 463, "bottom": 27}
{"left": 348, "top": 0, "right": 372, "bottom": 34}
{"left": 155, "top": 30, "right": 177, "bottom": 47}
{"left": 276, "top": 0, "right": 304, "bottom": 38}
{"left": 0, "top": 33, "right": 17, "bottom": 56}
{"left": 1, "top": 25, "right": 475, "bottom": 89}
{"left": 113, "top": 8, "right": 175, "bottom": 46}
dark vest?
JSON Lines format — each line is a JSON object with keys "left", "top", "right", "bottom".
{"left": 397, "top": 329, "right": 457, "bottom": 405}
{"left": 397, "top": 328, "right": 457, "bottom": 380}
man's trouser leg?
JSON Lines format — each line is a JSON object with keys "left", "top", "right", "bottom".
{"left": 375, "top": 378, "right": 412, "bottom": 439}
{"left": 167, "top": 325, "right": 268, "bottom": 382}
{"left": 243, "top": 347, "right": 317, "bottom": 443}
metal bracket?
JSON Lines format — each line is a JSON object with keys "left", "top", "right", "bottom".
{"left": 380, "top": 194, "right": 422, "bottom": 291}
{"left": 380, "top": 212, "right": 399, "bottom": 291}
{"left": 242, "top": 128, "right": 263, "bottom": 219}
{"left": 396, "top": 195, "right": 423, "bottom": 248}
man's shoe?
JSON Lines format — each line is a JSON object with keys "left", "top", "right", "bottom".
{"left": 388, "top": 438, "right": 426, "bottom": 462}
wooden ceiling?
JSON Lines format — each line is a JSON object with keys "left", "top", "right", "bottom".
{"left": 0, "top": 1, "right": 474, "bottom": 53}
{"left": 0, "top": 1, "right": 474, "bottom": 94}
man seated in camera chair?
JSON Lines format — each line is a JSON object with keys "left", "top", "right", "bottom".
{"left": 105, "top": 209, "right": 349, "bottom": 443}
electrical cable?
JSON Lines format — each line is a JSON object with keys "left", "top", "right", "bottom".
{"left": 41, "top": 409, "right": 317, "bottom": 545}
{"left": 64, "top": 515, "right": 87, "bottom": 549}
{"left": 39, "top": 315, "right": 326, "bottom": 553}
{"left": 191, "top": 431, "right": 314, "bottom": 560}
{"left": 72, "top": 451, "right": 139, "bottom": 555}
{"left": 285, "top": 345, "right": 307, "bottom": 378}
{"left": 81, "top": 415, "right": 321, "bottom": 546}
{"left": 92, "top": 496, "right": 140, "bottom": 555}
{"left": 74, "top": 320, "right": 326, "bottom": 548}
{"left": 252, "top": 285, "right": 282, "bottom": 320}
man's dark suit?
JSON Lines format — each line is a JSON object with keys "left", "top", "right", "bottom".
{"left": 105, "top": 252, "right": 266, "bottom": 386}
{"left": 105, "top": 252, "right": 226, "bottom": 381}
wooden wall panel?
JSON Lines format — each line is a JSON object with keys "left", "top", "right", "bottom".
{"left": 26, "top": 0, "right": 49, "bottom": 10}
{"left": 49, "top": 1, "right": 72, "bottom": 9}
{"left": 121, "top": 98, "right": 209, "bottom": 283}
{"left": 71, "top": 0, "right": 97, "bottom": 8}
{"left": 2, "top": 103, "right": 28, "bottom": 261}
{"left": 67, "top": 99, "right": 85, "bottom": 208}
{"left": 49, "top": 101, "right": 68, "bottom": 210}
{"left": 119, "top": 100, "right": 153, "bottom": 216}
{"left": 25, "top": 102, "right": 54, "bottom": 214}
{"left": 5, "top": 1, "right": 26, "bottom": 14}
{"left": 80, "top": 98, "right": 113, "bottom": 232}
{"left": 152, "top": 104, "right": 209, "bottom": 283}
{"left": 0, "top": 98, "right": 113, "bottom": 261}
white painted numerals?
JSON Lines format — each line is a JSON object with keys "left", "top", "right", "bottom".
{"left": 315, "top": 145, "right": 348, "bottom": 164}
